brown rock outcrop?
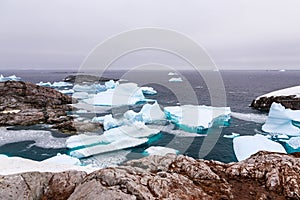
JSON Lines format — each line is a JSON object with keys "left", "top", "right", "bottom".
{"left": 251, "top": 95, "right": 300, "bottom": 111}
{"left": 2, "top": 151, "right": 300, "bottom": 199}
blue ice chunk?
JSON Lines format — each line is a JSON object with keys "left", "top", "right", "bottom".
{"left": 262, "top": 103, "right": 300, "bottom": 136}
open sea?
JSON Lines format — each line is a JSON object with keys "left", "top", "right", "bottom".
{"left": 1, "top": 69, "right": 300, "bottom": 165}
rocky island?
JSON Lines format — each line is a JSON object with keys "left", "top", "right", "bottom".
{"left": 251, "top": 86, "right": 300, "bottom": 111}
{"left": 1, "top": 151, "right": 300, "bottom": 199}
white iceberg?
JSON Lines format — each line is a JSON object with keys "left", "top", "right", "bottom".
{"left": 105, "top": 80, "right": 119, "bottom": 89}
{"left": 67, "top": 123, "right": 160, "bottom": 158}
{"left": 0, "top": 74, "right": 21, "bottom": 82}
{"left": 143, "top": 146, "right": 179, "bottom": 156}
{"left": 140, "top": 86, "right": 157, "bottom": 95}
{"left": 169, "top": 77, "right": 183, "bottom": 82}
{"left": 84, "top": 83, "right": 148, "bottom": 106}
{"left": 52, "top": 81, "right": 73, "bottom": 87}
{"left": 41, "top": 153, "right": 81, "bottom": 166}
{"left": 168, "top": 72, "right": 177, "bottom": 76}
{"left": 164, "top": 105, "right": 231, "bottom": 133}
{"left": 262, "top": 103, "right": 300, "bottom": 136}
{"left": 223, "top": 132, "right": 240, "bottom": 139}
{"left": 36, "top": 81, "right": 52, "bottom": 87}
{"left": 58, "top": 89, "right": 74, "bottom": 94}
{"left": 124, "top": 102, "right": 165, "bottom": 124}
{"left": 233, "top": 134, "right": 286, "bottom": 161}
{"left": 73, "top": 84, "right": 106, "bottom": 93}
{"left": 102, "top": 114, "right": 123, "bottom": 131}
{"left": 72, "top": 92, "right": 89, "bottom": 100}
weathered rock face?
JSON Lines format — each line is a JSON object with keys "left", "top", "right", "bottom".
{"left": 0, "top": 81, "right": 102, "bottom": 133}
{"left": 64, "top": 75, "right": 118, "bottom": 83}
{"left": 0, "top": 171, "right": 86, "bottom": 200}
{"left": 251, "top": 95, "right": 300, "bottom": 111}
{"left": 1, "top": 151, "right": 300, "bottom": 199}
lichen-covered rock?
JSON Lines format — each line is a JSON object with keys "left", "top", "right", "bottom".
{"left": 0, "top": 171, "right": 86, "bottom": 200}
{"left": 2, "top": 152, "right": 300, "bottom": 199}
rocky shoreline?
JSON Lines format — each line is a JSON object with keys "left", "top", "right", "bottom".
{"left": 1, "top": 151, "right": 299, "bottom": 199}
{"left": 0, "top": 81, "right": 101, "bottom": 133}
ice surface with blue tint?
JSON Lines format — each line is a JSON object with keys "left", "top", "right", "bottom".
{"left": 164, "top": 105, "right": 231, "bottom": 133}
{"left": 84, "top": 83, "right": 149, "bottom": 106}
{"left": 105, "top": 80, "right": 119, "bottom": 89}
{"left": 262, "top": 103, "right": 300, "bottom": 136}
{"left": 41, "top": 153, "right": 81, "bottom": 166}
{"left": 72, "top": 92, "right": 90, "bottom": 100}
{"left": 73, "top": 84, "right": 106, "bottom": 93}
{"left": 67, "top": 122, "right": 160, "bottom": 158}
{"left": 0, "top": 75, "right": 21, "bottom": 82}
{"left": 140, "top": 87, "right": 157, "bottom": 95}
{"left": 168, "top": 77, "right": 182, "bottom": 82}
{"left": 36, "top": 81, "right": 52, "bottom": 87}
{"left": 233, "top": 134, "right": 286, "bottom": 161}
{"left": 51, "top": 81, "right": 73, "bottom": 87}
{"left": 223, "top": 132, "right": 240, "bottom": 139}
{"left": 143, "top": 146, "right": 179, "bottom": 156}
{"left": 124, "top": 102, "right": 166, "bottom": 124}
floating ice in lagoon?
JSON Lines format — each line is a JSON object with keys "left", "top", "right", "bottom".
{"left": 41, "top": 153, "right": 81, "bottom": 166}
{"left": 73, "top": 84, "right": 106, "bottom": 93}
{"left": 233, "top": 134, "right": 286, "bottom": 161}
{"left": 0, "top": 128, "right": 66, "bottom": 149}
{"left": 72, "top": 91, "right": 90, "bottom": 100}
{"left": 52, "top": 81, "right": 73, "bottom": 87}
{"left": 231, "top": 112, "right": 267, "bottom": 124}
{"left": 105, "top": 80, "right": 119, "bottom": 89}
{"left": 0, "top": 74, "right": 21, "bottom": 82}
{"left": 168, "top": 72, "right": 177, "bottom": 76}
{"left": 223, "top": 132, "right": 240, "bottom": 139}
{"left": 143, "top": 146, "right": 179, "bottom": 156}
{"left": 124, "top": 102, "right": 165, "bottom": 124}
{"left": 283, "top": 137, "right": 300, "bottom": 153}
{"left": 262, "top": 103, "right": 300, "bottom": 136}
{"left": 58, "top": 89, "right": 74, "bottom": 94}
{"left": 169, "top": 77, "right": 183, "bottom": 82}
{"left": 84, "top": 83, "right": 149, "bottom": 106}
{"left": 67, "top": 123, "right": 160, "bottom": 158}
{"left": 140, "top": 86, "right": 157, "bottom": 95}
{"left": 102, "top": 114, "right": 123, "bottom": 130}
{"left": 0, "top": 155, "right": 98, "bottom": 175}
{"left": 36, "top": 81, "right": 52, "bottom": 87}
{"left": 164, "top": 105, "right": 231, "bottom": 133}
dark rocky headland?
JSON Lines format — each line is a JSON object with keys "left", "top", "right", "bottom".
{"left": 251, "top": 95, "right": 300, "bottom": 112}
{"left": 0, "top": 81, "right": 101, "bottom": 133}
{"left": 1, "top": 151, "right": 300, "bottom": 200}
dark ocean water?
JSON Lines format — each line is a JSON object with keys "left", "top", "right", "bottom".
{"left": 1, "top": 69, "right": 300, "bottom": 163}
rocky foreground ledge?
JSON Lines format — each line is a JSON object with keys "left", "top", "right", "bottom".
{"left": 1, "top": 151, "right": 300, "bottom": 199}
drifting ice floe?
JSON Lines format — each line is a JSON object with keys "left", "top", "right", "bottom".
{"left": 143, "top": 146, "right": 179, "bottom": 156}
{"left": 124, "top": 102, "right": 165, "bottom": 124}
{"left": 36, "top": 81, "right": 52, "bottom": 87}
{"left": 72, "top": 92, "right": 90, "bottom": 100}
{"left": 59, "top": 89, "right": 74, "bottom": 94}
{"left": 0, "top": 128, "right": 66, "bottom": 149}
{"left": 231, "top": 112, "right": 267, "bottom": 124}
{"left": 67, "top": 123, "right": 160, "bottom": 158}
{"left": 105, "top": 80, "right": 119, "bottom": 89}
{"left": 140, "top": 87, "right": 157, "bottom": 95}
{"left": 169, "top": 77, "right": 183, "bottom": 82}
{"left": 73, "top": 84, "right": 106, "bottom": 93}
{"left": 84, "top": 83, "right": 149, "bottom": 106}
{"left": 164, "top": 105, "right": 231, "bottom": 133}
{"left": 168, "top": 72, "right": 177, "bottom": 76}
{"left": 223, "top": 132, "right": 240, "bottom": 139}
{"left": 52, "top": 81, "right": 73, "bottom": 87}
{"left": 0, "top": 155, "right": 98, "bottom": 175}
{"left": 233, "top": 134, "right": 286, "bottom": 161}
{"left": 0, "top": 75, "right": 21, "bottom": 82}
{"left": 41, "top": 153, "right": 81, "bottom": 166}
{"left": 262, "top": 103, "right": 300, "bottom": 136}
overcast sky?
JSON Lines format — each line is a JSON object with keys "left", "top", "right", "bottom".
{"left": 1, "top": 0, "right": 300, "bottom": 70}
